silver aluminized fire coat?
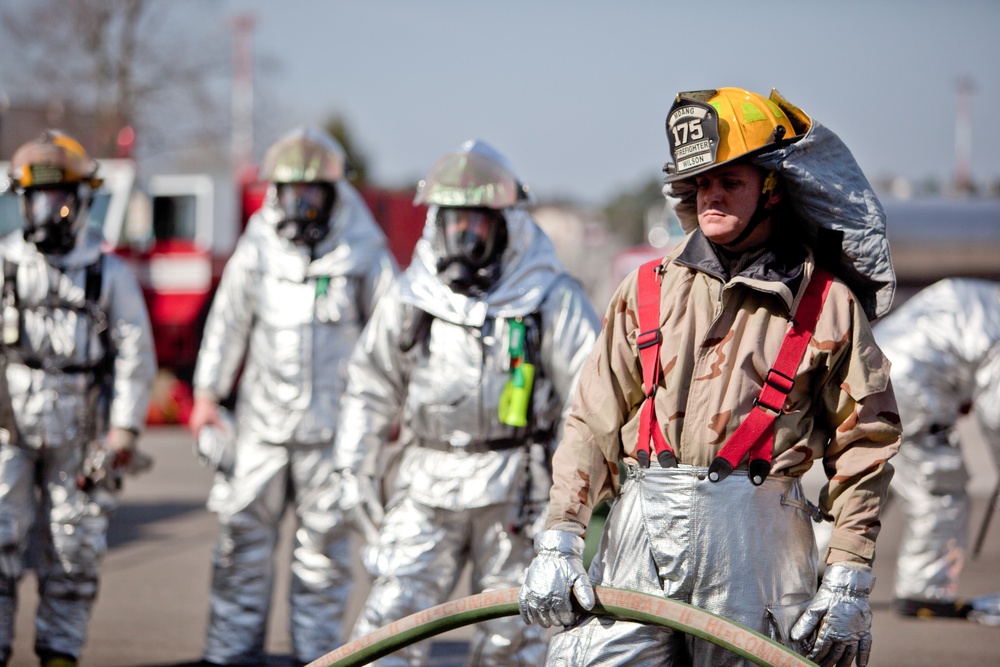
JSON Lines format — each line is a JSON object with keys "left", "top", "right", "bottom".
{"left": 547, "top": 464, "right": 818, "bottom": 666}
{"left": 193, "top": 181, "right": 397, "bottom": 665}
{"left": 336, "top": 207, "right": 601, "bottom": 666}
{"left": 0, "top": 225, "right": 156, "bottom": 661}
{"left": 873, "top": 278, "right": 1000, "bottom": 602}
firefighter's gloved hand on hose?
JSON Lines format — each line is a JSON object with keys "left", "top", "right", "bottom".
{"left": 519, "top": 529, "right": 595, "bottom": 628}
{"left": 791, "top": 562, "right": 875, "bottom": 667}
{"left": 337, "top": 469, "right": 384, "bottom": 545}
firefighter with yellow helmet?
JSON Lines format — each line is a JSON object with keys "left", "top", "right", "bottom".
{"left": 519, "top": 88, "right": 901, "bottom": 667}
{"left": 187, "top": 126, "right": 397, "bottom": 666}
{"left": 0, "top": 130, "right": 156, "bottom": 666}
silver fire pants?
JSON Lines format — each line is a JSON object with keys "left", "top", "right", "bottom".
{"left": 0, "top": 441, "right": 110, "bottom": 662}
{"left": 891, "top": 432, "right": 970, "bottom": 602}
{"left": 547, "top": 465, "right": 817, "bottom": 666}
{"left": 202, "top": 434, "right": 355, "bottom": 665}
{"left": 351, "top": 495, "right": 548, "bottom": 667}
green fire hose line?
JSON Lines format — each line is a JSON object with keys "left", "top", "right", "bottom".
{"left": 307, "top": 586, "right": 819, "bottom": 667}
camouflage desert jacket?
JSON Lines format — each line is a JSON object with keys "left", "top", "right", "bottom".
{"left": 546, "top": 227, "right": 901, "bottom": 566}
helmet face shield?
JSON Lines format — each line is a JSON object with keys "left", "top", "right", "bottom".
{"left": 274, "top": 182, "right": 337, "bottom": 247}
{"left": 261, "top": 127, "right": 346, "bottom": 184}
{"left": 415, "top": 150, "right": 525, "bottom": 208}
{"left": 22, "top": 185, "right": 83, "bottom": 255}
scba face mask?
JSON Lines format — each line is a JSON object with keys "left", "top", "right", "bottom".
{"left": 22, "top": 185, "right": 84, "bottom": 255}
{"left": 435, "top": 207, "right": 508, "bottom": 296}
{"left": 274, "top": 182, "right": 337, "bottom": 247}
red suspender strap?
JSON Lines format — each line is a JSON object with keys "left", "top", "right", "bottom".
{"left": 708, "top": 268, "right": 835, "bottom": 486}
{"left": 634, "top": 259, "right": 677, "bottom": 468}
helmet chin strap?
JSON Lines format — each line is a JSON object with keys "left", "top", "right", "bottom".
{"left": 718, "top": 170, "right": 778, "bottom": 251}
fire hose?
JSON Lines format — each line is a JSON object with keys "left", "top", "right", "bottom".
{"left": 307, "top": 586, "right": 819, "bottom": 667}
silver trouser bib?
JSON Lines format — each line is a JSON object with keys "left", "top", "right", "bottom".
{"left": 547, "top": 465, "right": 817, "bottom": 667}
{"left": 352, "top": 495, "right": 548, "bottom": 667}
{"left": 890, "top": 431, "right": 970, "bottom": 601}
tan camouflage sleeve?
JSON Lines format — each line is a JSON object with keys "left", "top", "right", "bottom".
{"left": 546, "top": 273, "right": 645, "bottom": 535}
{"left": 816, "top": 295, "right": 902, "bottom": 566}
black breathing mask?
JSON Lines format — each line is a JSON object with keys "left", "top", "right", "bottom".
{"left": 435, "top": 207, "right": 508, "bottom": 296}
{"left": 22, "top": 185, "right": 84, "bottom": 256}
{"left": 274, "top": 182, "right": 337, "bottom": 247}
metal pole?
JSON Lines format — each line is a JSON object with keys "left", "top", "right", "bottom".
{"left": 972, "top": 477, "right": 1000, "bottom": 559}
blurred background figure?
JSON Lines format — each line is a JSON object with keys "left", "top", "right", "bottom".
{"left": 0, "top": 130, "right": 156, "bottom": 667}
{"left": 334, "top": 139, "right": 601, "bottom": 666}
{"left": 186, "top": 126, "right": 397, "bottom": 667}
{"left": 874, "top": 277, "right": 1000, "bottom": 625}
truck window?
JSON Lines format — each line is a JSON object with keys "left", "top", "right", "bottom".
{"left": 0, "top": 194, "right": 20, "bottom": 237}
{"left": 152, "top": 193, "right": 198, "bottom": 242}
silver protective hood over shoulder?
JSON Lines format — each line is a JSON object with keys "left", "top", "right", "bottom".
{"left": 666, "top": 120, "right": 895, "bottom": 320}
{"left": 755, "top": 121, "right": 894, "bottom": 320}
{"left": 400, "top": 206, "right": 565, "bottom": 326}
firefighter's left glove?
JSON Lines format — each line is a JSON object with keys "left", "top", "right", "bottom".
{"left": 337, "top": 470, "right": 384, "bottom": 545}
{"left": 791, "top": 563, "right": 875, "bottom": 667}
{"left": 519, "top": 529, "right": 595, "bottom": 628}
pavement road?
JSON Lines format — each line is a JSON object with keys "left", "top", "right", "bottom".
{"left": 8, "top": 422, "right": 1000, "bottom": 667}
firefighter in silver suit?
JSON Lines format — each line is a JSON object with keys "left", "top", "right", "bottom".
{"left": 335, "top": 139, "right": 601, "bottom": 666}
{"left": 873, "top": 277, "right": 1000, "bottom": 624}
{"left": 0, "top": 131, "right": 157, "bottom": 667}
{"left": 187, "top": 127, "right": 398, "bottom": 667}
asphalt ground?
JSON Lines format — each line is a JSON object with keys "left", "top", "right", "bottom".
{"left": 7, "top": 422, "right": 1000, "bottom": 667}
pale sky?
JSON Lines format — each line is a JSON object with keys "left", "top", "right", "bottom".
{"left": 221, "top": 0, "right": 999, "bottom": 205}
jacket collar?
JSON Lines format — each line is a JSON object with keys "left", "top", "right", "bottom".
{"left": 672, "top": 227, "right": 808, "bottom": 312}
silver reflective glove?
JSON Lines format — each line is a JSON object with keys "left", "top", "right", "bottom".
{"left": 518, "top": 529, "right": 595, "bottom": 628}
{"left": 791, "top": 563, "right": 875, "bottom": 667}
{"left": 337, "top": 470, "right": 384, "bottom": 545}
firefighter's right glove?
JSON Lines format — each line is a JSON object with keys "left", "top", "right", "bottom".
{"left": 518, "top": 529, "right": 595, "bottom": 628}
{"left": 791, "top": 562, "right": 875, "bottom": 667}
{"left": 337, "top": 470, "right": 384, "bottom": 545}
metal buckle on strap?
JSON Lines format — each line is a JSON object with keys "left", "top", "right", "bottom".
{"left": 637, "top": 329, "right": 662, "bottom": 350}
{"left": 764, "top": 368, "right": 795, "bottom": 394}
{"left": 753, "top": 394, "right": 784, "bottom": 414}
{"left": 753, "top": 368, "right": 794, "bottom": 414}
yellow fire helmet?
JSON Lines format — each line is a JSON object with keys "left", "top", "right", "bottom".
{"left": 8, "top": 130, "right": 103, "bottom": 190}
{"left": 261, "top": 126, "right": 347, "bottom": 184}
{"left": 663, "top": 88, "right": 811, "bottom": 183}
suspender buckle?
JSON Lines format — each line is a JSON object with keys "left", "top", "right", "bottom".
{"left": 764, "top": 368, "right": 795, "bottom": 394}
{"left": 636, "top": 329, "right": 662, "bottom": 350}
{"left": 752, "top": 395, "right": 784, "bottom": 414}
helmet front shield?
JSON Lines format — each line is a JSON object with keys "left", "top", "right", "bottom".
{"left": 415, "top": 150, "right": 524, "bottom": 209}
{"left": 261, "top": 127, "right": 346, "bottom": 184}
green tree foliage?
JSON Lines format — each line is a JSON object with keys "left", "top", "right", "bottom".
{"left": 0, "top": 0, "right": 228, "bottom": 163}
{"left": 324, "top": 114, "right": 370, "bottom": 186}
{"left": 602, "top": 175, "right": 665, "bottom": 246}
